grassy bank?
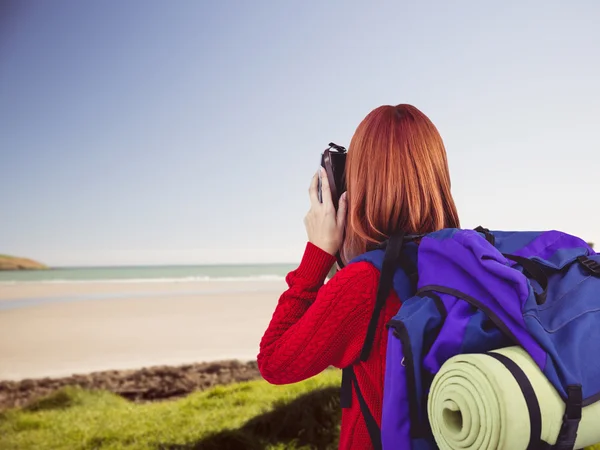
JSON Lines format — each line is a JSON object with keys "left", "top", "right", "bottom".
{"left": 3, "top": 368, "right": 599, "bottom": 450}
{"left": 0, "top": 254, "right": 47, "bottom": 270}
{"left": 0, "top": 369, "right": 342, "bottom": 450}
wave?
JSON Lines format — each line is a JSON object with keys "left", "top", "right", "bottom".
{"left": 0, "top": 275, "right": 287, "bottom": 285}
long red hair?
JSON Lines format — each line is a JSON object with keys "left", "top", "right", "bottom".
{"left": 342, "top": 104, "right": 460, "bottom": 262}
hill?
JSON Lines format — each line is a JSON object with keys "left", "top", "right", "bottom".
{"left": 0, "top": 254, "right": 47, "bottom": 271}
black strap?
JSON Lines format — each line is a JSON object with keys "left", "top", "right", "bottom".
{"left": 398, "top": 251, "right": 419, "bottom": 292}
{"left": 375, "top": 239, "right": 418, "bottom": 290}
{"left": 487, "top": 352, "right": 543, "bottom": 450}
{"left": 335, "top": 252, "right": 345, "bottom": 269}
{"left": 340, "top": 367, "right": 352, "bottom": 408}
{"left": 503, "top": 253, "right": 549, "bottom": 305}
{"left": 346, "top": 366, "right": 382, "bottom": 450}
{"left": 374, "top": 233, "right": 423, "bottom": 250}
{"left": 553, "top": 385, "right": 582, "bottom": 450}
{"left": 341, "top": 232, "right": 414, "bottom": 447}
{"left": 342, "top": 233, "right": 412, "bottom": 419}
{"left": 475, "top": 226, "right": 496, "bottom": 246}
{"left": 359, "top": 232, "right": 405, "bottom": 361}
{"left": 577, "top": 255, "right": 600, "bottom": 277}
{"left": 342, "top": 233, "right": 407, "bottom": 408}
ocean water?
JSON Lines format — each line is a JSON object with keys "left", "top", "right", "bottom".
{"left": 0, "top": 264, "right": 297, "bottom": 284}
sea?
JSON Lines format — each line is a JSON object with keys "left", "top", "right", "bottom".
{"left": 0, "top": 264, "right": 296, "bottom": 284}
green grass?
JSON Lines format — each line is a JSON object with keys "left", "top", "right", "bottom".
{"left": 0, "top": 369, "right": 342, "bottom": 450}
{"left": 3, "top": 369, "right": 600, "bottom": 450}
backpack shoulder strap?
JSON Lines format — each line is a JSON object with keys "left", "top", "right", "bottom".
{"left": 343, "top": 365, "right": 383, "bottom": 450}
{"left": 340, "top": 232, "right": 411, "bottom": 450}
{"left": 360, "top": 231, "right": 409, "bottom": 361}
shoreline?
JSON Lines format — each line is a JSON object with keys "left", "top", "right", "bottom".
{"left": 0, "top": 279, "right": 285, "bottom": 382}
{"left": 0, "top": 352, "right": 259, "bottom": 381}
{"left": 0, "top": 358, "right": 262, "bottom": 411}
{"left": 0, "top": 279, "right": 286, "bottom": 301}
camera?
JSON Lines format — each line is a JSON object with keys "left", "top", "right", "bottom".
{"left": 319, "top": 142, "right": 347, "bottom": 210}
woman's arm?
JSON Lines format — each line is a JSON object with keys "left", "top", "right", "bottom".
{"left": 257, "top": 242, "right": 380, "bottom": 384}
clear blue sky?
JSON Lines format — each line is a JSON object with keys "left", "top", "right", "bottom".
{"left": 1, "top": 1, "right": 599, "bottom": 266}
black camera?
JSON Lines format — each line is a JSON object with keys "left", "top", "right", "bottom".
{"left": 318, "top": 142, "right": 347, "bottom": 210}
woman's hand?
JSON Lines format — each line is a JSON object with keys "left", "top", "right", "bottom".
{"left": 304, "top": 168, "right": 347, "bottom": 256}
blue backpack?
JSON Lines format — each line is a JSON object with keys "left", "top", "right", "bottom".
{"left": 340, "top": 227, "right": 599, "bottom": 450}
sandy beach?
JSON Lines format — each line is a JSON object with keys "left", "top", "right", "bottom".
{"left": 0, "top": 280, "right": 287, "bottom": 381}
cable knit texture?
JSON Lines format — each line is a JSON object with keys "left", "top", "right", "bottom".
{"left": 257, "top": 242, "right": 401, "bottom": 450}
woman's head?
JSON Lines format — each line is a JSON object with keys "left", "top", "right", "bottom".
{"left": 342, "top": 104, "right": 460, "bottom": 263}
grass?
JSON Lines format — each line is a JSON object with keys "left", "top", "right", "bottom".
{"left": 0, "top": 369, "right": 342, "bottom": 450}
{"left": 4, "top": 369, "right": 599, "bottom": 450}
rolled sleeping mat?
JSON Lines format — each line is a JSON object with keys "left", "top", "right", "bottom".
{"left": 427, "top": 346, "right": 600, "bottom": 450}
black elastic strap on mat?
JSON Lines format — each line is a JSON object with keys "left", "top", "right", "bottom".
{"left": 487, "top": 352, "right": 543, "bottom": 450}
{"left": 346, "top": 366, "right": 382, "bottom": 450}
{"left": 503, "top": 253, "right": 549, "bottom": 305}
{"left": 359, "top": 232, "right": 405, "bottom": 361}
{"left": 553, "top": 385, "right": 582, "bottom": 450}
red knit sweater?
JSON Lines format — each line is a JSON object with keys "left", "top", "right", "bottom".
{"left": 257, "top": 242, "right": 401, "bottom": 450}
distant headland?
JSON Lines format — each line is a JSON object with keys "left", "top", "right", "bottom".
{"left": 0, "top": 254, "right": 48, "bottom": 271}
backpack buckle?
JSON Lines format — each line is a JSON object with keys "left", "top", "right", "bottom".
{"left": 577, "top": 256, "right": 600, "bottom": 277}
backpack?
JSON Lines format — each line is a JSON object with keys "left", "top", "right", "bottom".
{"left": 340, "top": 227, "right": 599, "bottom": 450}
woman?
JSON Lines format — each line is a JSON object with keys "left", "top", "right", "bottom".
{"left": 257, "top": 104, "right": 460, "bottom": 449}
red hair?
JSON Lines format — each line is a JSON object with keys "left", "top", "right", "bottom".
{"left": 342, "top": 104, "right": 460, "bottom": 262}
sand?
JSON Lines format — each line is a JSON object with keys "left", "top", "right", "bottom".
{"left": 0, "top": 280, "right": 287, "bottom": 381}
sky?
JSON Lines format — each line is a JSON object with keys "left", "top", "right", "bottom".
{"left": 0, "top": 1, "right": 599, "bottom": 267}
